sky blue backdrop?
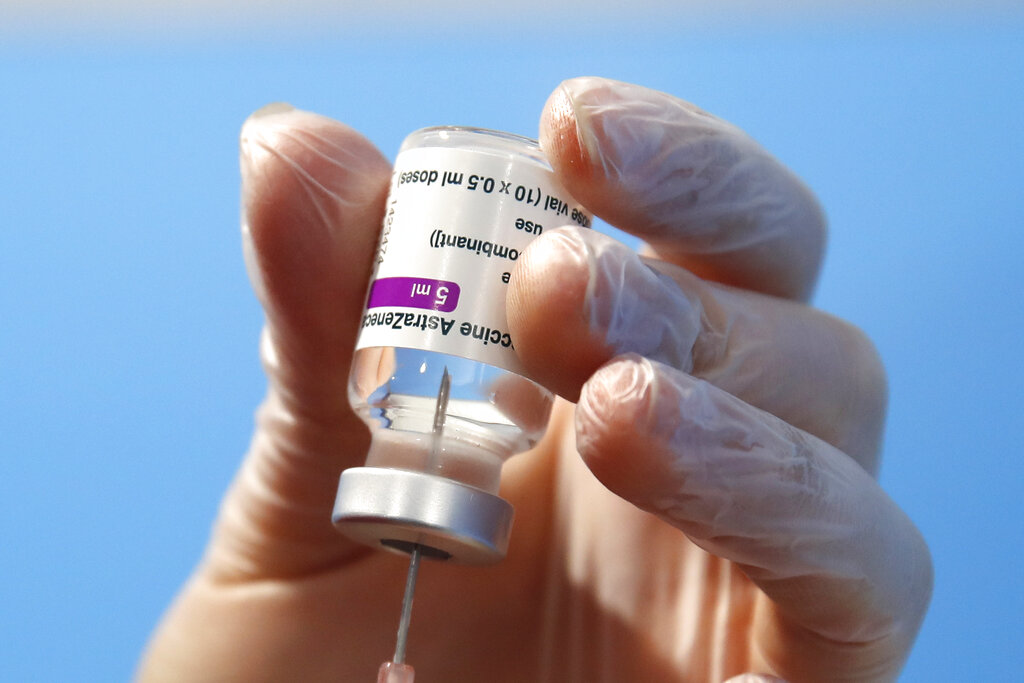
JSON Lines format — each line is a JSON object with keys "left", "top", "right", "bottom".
{"left": 2, "top": 15, "right": 1022, "bottom": 681}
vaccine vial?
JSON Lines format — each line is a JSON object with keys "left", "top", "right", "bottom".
{"left": 332, "top": 127, "right": 591, "bottom": 564}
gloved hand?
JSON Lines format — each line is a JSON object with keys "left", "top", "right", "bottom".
{"left": 138, "top": 78, "right": 932, "bottom": 682}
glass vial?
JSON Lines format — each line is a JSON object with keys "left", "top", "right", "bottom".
{"left": 332, "top": 127, "right": 591, "bottom": 564}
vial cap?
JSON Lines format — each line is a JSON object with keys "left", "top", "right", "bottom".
{"left": 332, "top": 467, "right": 514, "bottom": 564}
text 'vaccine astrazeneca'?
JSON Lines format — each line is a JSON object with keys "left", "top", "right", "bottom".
{"left": 332, "top": 126, "right": 591, "bottom": 564}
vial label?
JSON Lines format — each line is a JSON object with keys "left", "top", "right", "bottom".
{"left": 356, "top": 146, "right": 591, "bottom": 376}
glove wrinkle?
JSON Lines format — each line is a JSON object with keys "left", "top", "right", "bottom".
{"left": 575, "top": 356, "right": 931, "bottom": 681}
{"left": 542, "top": 77, "right": 826, "bottom": 301}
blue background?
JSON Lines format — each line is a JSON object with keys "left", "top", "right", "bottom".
{"left": 2, "top": 12, "right": 1022, "bottom": 681}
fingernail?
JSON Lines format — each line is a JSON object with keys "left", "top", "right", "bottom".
{"left": 558, "top": 77, "right": 649, "bottom": 180}
{"left": 585, "top": 354, "right": 655, "bottom": 409}
{"left": 576, "top": 354, "right": 657, "bottom": 454}
{"left": 558, "top": 77, "right": 720, "bottom": 187}
{"left": 249, "top": 102, "right": 296, "bottom": 120}
{"left": 534, "top": 227, "right": 590, "bottom": 266}
{"left": 579, "top": 230, "right": 701, "bottom": 372}
{"left": 518, "top": 228, "right": 591, "bottom": 301}
{"left": 544, "top": 79, "right": 602, "bottom": 172}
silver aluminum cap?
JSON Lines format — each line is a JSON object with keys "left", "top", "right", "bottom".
{"left": 332, "top": 466, "right": 514, "bottom": 565}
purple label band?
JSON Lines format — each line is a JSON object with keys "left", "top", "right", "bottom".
{"left": 367, "top": 276, "right": 461, "bottom": 313}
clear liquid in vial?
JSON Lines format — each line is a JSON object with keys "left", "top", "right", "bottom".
{"left": 350, "top": 346, "right": 552, "bottom": 493}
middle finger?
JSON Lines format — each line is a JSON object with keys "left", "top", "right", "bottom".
{"left": 507, "top": 227, "right": 886, "bottom": 472}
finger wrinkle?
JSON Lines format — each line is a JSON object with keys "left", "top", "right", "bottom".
{"left": 578, "top": 359, "right": 930, "bottom": 650}
{"left": 269, "top": 126, "right": 370, "bottom": 180}
{"left": 630, "top": 372, "right": 858, "bottom": 568}
{"left": 242, "top": 135, "right": 362, "bottom": 213}
{"left": 232, "top": 399, "right": 368, "bottom": 537}
{"left": 623, "top": 142, "right": 794, "bottom": 254}
{"left": 655, "top": 421, "right": 825, "bottom": 537}
{"left": 583, "top": 352, "right": 655, "bottom": 415}
{"left": 240, "top": 110, "right": 380, "bottom": 236}
{"left": 574, "top": 354, "right": 656, "bottom": 456}
{"left": 582, "top": 358, "right": 931, "bottom": 658}
{"left": 570, "top": 228, "right": 701, "bottom": 372}
{"left": 258, "top": 329, "right": 355, "bottom": 427}
{"left": 564, "top": 76, "right": 742, "bottom": 188}
{"left": 560, "top": 78, "right": 822, "bottom": 259}
{"left": 247, "top": 431, "right": 350, "bottom": 503}
{"left": 240, "top": 105, "right": 366, "bottom": 166}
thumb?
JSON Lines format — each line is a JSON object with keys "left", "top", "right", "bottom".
{"left": 241, "top": 103, "right": 390, "bottom": 415}
{"left": 205, "top": 104, "right": 392, "bottom": 581}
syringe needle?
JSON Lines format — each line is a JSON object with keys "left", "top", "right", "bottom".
{"left": 378, "top": 368, "right": 447, "bottom": 682}
{"left": 394, "top": 544, "right": 422, "bottom": 664}
{"left": 377, "top": 545, "right": 421, "bottom": 683}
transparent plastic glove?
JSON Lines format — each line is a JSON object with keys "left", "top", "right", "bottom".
{"left": 137, "top": 79, "right": 931, "bottom": 683}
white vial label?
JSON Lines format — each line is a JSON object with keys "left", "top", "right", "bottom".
{"left": 356, "top": 146, "right": 591, "bottom": 376}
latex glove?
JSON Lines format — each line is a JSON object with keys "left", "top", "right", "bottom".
{"left": 137, "top": 79, "right": 931, "bottom": 683}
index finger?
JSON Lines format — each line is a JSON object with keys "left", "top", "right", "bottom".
{"left": 540, "top": 77, "right": 826, "bottom": 301}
